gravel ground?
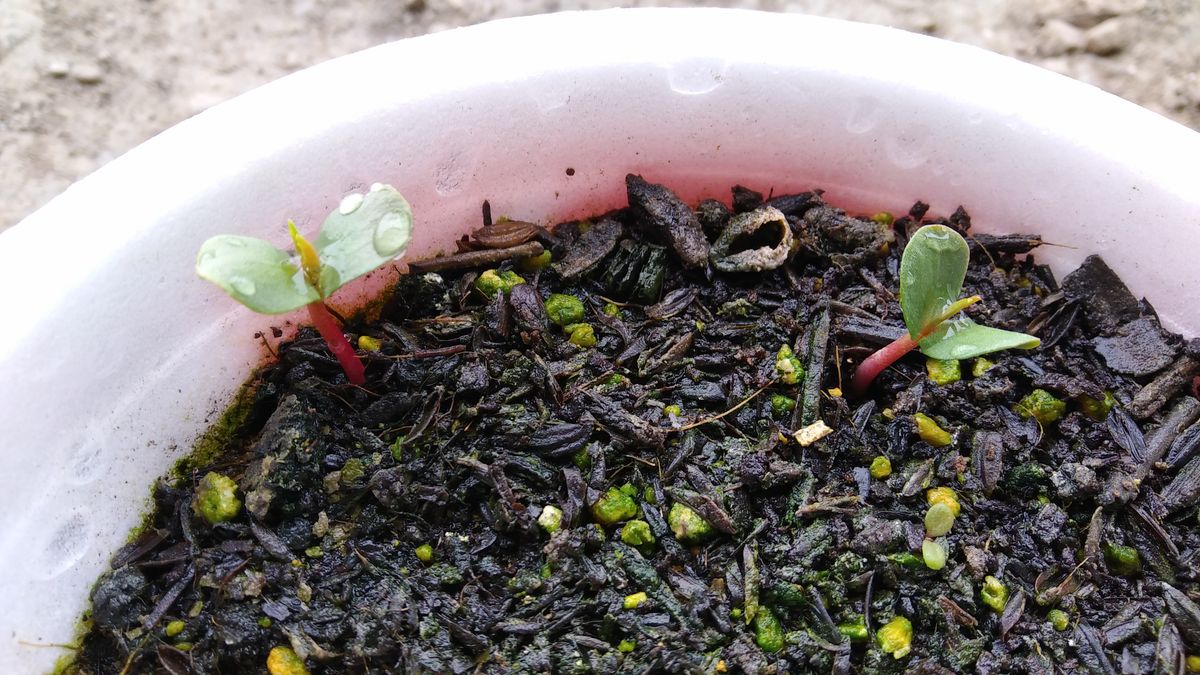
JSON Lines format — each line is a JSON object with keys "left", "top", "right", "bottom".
{"left": 1, "top": 0, "right": 1197, "bottom": 232}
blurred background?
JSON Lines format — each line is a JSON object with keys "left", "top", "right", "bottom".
{"left": 1, "top": 0, "right": 1196, "bottom": 232}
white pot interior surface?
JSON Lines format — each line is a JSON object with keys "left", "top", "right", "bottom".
{"left": 2, "top": 8, "right": 1199, "bottom": 671}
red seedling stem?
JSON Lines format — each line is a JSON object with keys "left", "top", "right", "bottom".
{"left": 848, "top": 295, "right": 982, "bottom": 396}
{"left": 306, "top": 301, "right": 366, "bottom": 385}
{"left": 848, "top": 332, "right": 920, "bottom": 397}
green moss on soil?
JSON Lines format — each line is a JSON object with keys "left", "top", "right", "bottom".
{"left": 170, "top": 379, "right": 260, "bottom": 479}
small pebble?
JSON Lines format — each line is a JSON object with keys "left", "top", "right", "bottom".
{"left": 1084, "top": 17, "right": 1132, "bottom": 56}
{"left": 72, "top": 62, "right": 105, "bottom": 85}
{"left": 1038, "top": 19, "right": 1086, "bottom": 57}
{"left": 46, "top": 61, "right": 70, "bottom": 78}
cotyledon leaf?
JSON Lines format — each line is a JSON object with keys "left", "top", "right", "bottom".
{"left": 920, "top": 315, "right": 1041, "bottom": 360}
{"left": 195, "top": 235, "right": 318, "bottom": 314}
{"left": 313, "top": 184, "right": 414, "bottom": 297}
{"left": 900, "top": 224, "right": 970, "bottom": 338}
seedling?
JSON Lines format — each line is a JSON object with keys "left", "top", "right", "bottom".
{"left": 849, "top": 224, "right": 1039, "bottom": 395}
{"left": 196, "top": 184, "right": 413, "bottom": 385}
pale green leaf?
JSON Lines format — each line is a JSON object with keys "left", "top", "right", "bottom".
{"left": 919, "top": 316, "right": 1041, "bottom": 360}
{"left": 900, "top": 224, "right": 969, "bottom": 338}
{"left": 196, "top": 235, "right": 318, "bottom": 314}
{"left": 313, "top": 184, "right": 413, "bottom": 297}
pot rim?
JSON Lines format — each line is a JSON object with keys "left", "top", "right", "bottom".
{"left": 2, "top": 8, "right": 1198, "bottom": 671}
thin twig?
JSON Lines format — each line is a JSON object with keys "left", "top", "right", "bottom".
{"left": 674, "top": 380, "right": 777, "bottom": 432}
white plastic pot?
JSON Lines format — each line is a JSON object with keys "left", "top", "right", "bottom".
{"left": 1, "top": 8, "right": 1198, "bottom": 671}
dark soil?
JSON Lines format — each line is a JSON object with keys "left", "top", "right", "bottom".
{"left": 74, "top": 177, "right": 1200, "bottom": 674}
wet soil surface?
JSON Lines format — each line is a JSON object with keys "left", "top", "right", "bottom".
{"left": 76, "top": 178, "right": 1200, "bottom": 674}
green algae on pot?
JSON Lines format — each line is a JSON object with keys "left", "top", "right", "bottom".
{"left": 71, "top": 177, "right": 1200, "bottom": 673}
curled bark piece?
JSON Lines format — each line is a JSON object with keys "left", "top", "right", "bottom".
{"left": 553, "top": 218, "right": 625, "bottom": 279}
{"left": 626, "top": 174, "right": 709, "bottom": 269}
{"left": 471, "top": 220, "right": 541, "bottom": 249}
{"left": 711, "top": 206, "right": 793, "bottom": 273}
{"left": 1130, "top": 354, "right": 1200, "bottom": 420}
{"left": 1161, "top": 454, "right": 1200, "bottom": 515}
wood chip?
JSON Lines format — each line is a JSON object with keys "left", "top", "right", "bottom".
{"left": 794, "top": 420, "right": 834, "bottom": 446}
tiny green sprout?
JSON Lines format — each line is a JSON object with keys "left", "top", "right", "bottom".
{"left": 545, "top": 293, "right": 586, "bottom": 326}
{"left": 193, "top": 472, "right": 241, "bottom": 525}
{"left": 887, "top": 552, "right": 924, "bottom": 568}
{"left": 591, "top": 487, "right": 638, "bottom": 527}
{"left": 618, "top": 639, "right": 637, "bottom": 653}
{"left": 623, "top": 591, "right": 648, "bottom": 609}
{"left": 568, "top": 323, "right": 597, "bottom": 348}
{"left": 1103, "top": 543, "right": 1142, "bottom": 576}
{"left": 1047, "top": 609, "right": 1070, "bottom": 632}
{"left": 662, "top": 404, "right": 683, "bottom": 418}
{"left": 572, "top": 448, "right": 591, "bottom": 471}
{"left": 165, "top": 620, "right": 185, "bottom": 638}
{"left": 267, "top": 646, "right": 311, "bottom": 675}
{"left": 837, "top": 616, "right": 869, "bottom": 641}
{"left": 971, "top": 357, "right": 995, "bottom": 377}
{"left": 877, "top": 616, "right": 913, "bottom": 659}
{"left": 924, "top": 502, "right": 956, "bottom": 537}
{"left": 602, "top": 301, "right": 621, "bottom": 316}
{"left": 869, "top": 456, "right": 892, "bottom": 480}
{"left": 258, "top": 617, "right": 273, "bottom": 628}
{"left": 926, "top": 487, "right": 961, "bottom": 517}
{"left": 196, "top": 185, "right": 413, "bottom": 385}
{"left": 754, "top": 607, "right": 785, "bottom": 653}
{"left": 926, "top": 357, "right": 961, "bottom": 385}
{"left": 872, "top": 211, "right": 895, "bottom": 226}
{"left": 620, "top": 519, "right": 655, "bottom": 547}
{"left": 922, "top": 539, "right": 947, "bottom": 571}
{"left": 771, "top": 394, "right": 797, "bottom": 416}
{"left": 1079, "top": 391, "right": 1116, "bottom": 421}
{"left": 475, "top": 269, "right": 525, "bottom": 297}
{"left": 775, "top": 344, "right": 805, "bottom": 384}
{"left": 1016, "top": 389, "right": 1067, "bottom": 424}
{"left": 340, "top": 458, "right": 365, "bottom": 485}
{"left": 981, "top": 576, "right": 1009, "bottom": 613}
{"left": 538, "top": 505, "right": 563, "bottom": 534}
{"left": 668, "top": 503, "right": 715, "bottom": 543}
{"left": 603, "top": 373, "right": 628, "bottom": 389}
{"left": 415, "top": 544, "right": 434, "bottom": 563}
{"left": 1186, "top": 655, "right": 1200, "bottom": 673}
{"left": 913, "top": 412, "right": 952, "bottom": 447}
{"left": 517, "top": 249, "right": 552, "bottom": 273}
{"left": 357, "top": 335, "right": 383, "bottom": 352}
{"left": 849, "top": 224, "right": 1040, "bottom": 395}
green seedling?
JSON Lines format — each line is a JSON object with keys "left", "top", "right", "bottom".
{"left": 196, "top": 184, "right": 413, "bottom": 385}
{"left": 849, "top": 224, "right": 1040, "bottom": 395}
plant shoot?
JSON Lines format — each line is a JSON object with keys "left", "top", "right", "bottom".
{"left": 196, "top": 184, "right": 414, "bottom": 385}
{"left": 849, "top": 224, "right": 1039, "bottom": 395}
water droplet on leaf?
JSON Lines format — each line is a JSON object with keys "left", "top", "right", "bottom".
{"left": 373, "top": 211, "right": 410, "bottom": 256}
{"left": 339, "top": 193, "right": 364, "bottom": 215}
{"left": 230, "top": 276, "right": 256, "bottom": 295}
